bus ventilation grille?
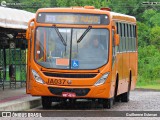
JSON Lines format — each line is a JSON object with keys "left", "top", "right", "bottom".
{"left": 43, "top": 72, "right": 97, "bottom": 78}
{"left": 48, "top": 87, "right": 90, "bottom": 96}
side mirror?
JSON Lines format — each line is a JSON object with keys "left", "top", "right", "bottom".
{"left": 114, "top": 34, "right": 120, "bottom": 46}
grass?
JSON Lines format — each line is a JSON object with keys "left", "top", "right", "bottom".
{"left": 136, "top": 78, "right": 160, "bottom": 90}
{"left": 136, "top": 84, "right": 160, "bottom": 90}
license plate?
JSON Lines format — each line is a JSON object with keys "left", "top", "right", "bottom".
{"left": 62, "top": 92, "right": 76, "bottom": 97}
{"left": 47, "top": 79, "right": 67, "bottom": 85}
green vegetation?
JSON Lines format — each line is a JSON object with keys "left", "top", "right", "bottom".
{"left": 107, "top": 0, "right": 160, "bottom": 88}
{"left": 4, "top": 0, "right": 160, "bottom": 88}
{"left": 136, "top": 84, "right": 160, "bottom": 90}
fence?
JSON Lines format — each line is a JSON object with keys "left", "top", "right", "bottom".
{"left": 0, "top": 38, "right": 27, "bottom": 90}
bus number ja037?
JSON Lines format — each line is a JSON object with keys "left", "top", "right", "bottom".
{"left": 47, "top": 79, "right": 67, "bottom": 85}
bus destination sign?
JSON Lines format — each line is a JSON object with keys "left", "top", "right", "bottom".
{"left": 37, "top": 13, "right": 109, "bottom": 25}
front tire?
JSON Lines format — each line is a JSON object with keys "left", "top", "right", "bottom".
{"left": 102, "top": 98, "right": 114, "bottom": 109}
{"left": 42, "top": 96, "right": 52, "bottom": 109}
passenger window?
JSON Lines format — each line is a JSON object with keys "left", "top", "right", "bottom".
{"left": 125, "top": 24, "right": 129, "bottom": 51}
{"left": 116, "top": 22, "right": 119, "bottom": 34}
{"left": 120, "top": 23, "right": 123, "bottom": 52}
{"left": 122, "top": 23, "right": 125, "bottom": 51}
{"left": 131, "top": 25, "right": 134, "bottom": 51}
{"left": 130, "top": 24, "right": 132, "bottom": 37}
{"left": 134, "top": 25, "right": 137, "bottom": 37}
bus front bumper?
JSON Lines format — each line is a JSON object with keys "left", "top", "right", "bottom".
{"left": 30, "top": 82, "right": 112, "bottom": 99}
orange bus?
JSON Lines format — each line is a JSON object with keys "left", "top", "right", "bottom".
{"left": 26, "top": 6, "right": 137, "bottom": 109}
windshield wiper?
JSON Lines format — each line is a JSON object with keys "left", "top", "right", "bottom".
{"left": 52, "top": 25, "right": 67, "bottom": 46}
{"left": 77, "top": 26, "right": 92, "bottom": 43}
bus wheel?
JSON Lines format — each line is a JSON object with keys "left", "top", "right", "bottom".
{"left": 120, "top": 92, "right": 130, "bottom": 102}
{"left": 103, "top": 98, "right": 113, "bottom": 109}
{"left": 42, "top": 96, "right": 52, "bottom": 109}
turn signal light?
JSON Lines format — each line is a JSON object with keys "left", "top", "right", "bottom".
{"left": 100, "top": 7, "right": 111, "bottom": 11}
{"left": 84, "top": 6, "right": 95, "bottom": 9}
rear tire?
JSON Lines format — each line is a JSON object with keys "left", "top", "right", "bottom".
{"left": 120, "top": 92, "right": 130, "bottom": 102}
{"left": 42, "top": 96, "right": 52, "bottom": 109}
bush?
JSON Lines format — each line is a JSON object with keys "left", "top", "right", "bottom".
{"left": 138, "top": 45, "right": 160, "bottom": 85}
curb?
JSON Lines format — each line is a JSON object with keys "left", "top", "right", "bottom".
{"left": 0, "top": 98, "right": 41, "bottom": 111}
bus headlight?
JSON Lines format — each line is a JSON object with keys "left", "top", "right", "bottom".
{"left": 94, "top": 72, "right": 110, "bottom": 86}
{"left": 32, "top": 69, "right": 44, "bottom": 84}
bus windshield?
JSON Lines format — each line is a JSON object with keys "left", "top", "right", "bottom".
{"left": 35, "top": 27, "right": 109, "bottom": 69}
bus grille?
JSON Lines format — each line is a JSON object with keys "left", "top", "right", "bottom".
{"left": 43, "top": 72, "right": 97, "bottom": 78}
{"left": 48, "top": 87, "right": 90, "bottom": 96}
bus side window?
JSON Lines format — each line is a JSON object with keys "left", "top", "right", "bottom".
{"left": 125, "top": 24, "right": 129, "bottom": 52}
{"left": 128, "top": 24, "right": 130, "bottom": 52}
{"left": 123, "top": 23, "right": 127, "bottom": 52}
{"left": 131, "top": 25, "right": 134, "bottom": 51}
{"left": 116, "top": 22, "right": 119, "bottom": 34}
{"left": 133, "top": 25, "right": 135, "bottom": 51}
{"left": 129, "top": 24, "right": 132, "bottom": 52}
{"left": 133, "top": 25, "right": 137, "bottom": 51}
{"left": 134, "top": 25, "right": 136, "bottom": 37}
{"left": 119, "top": 23, "right": 123, "bottom": 52}
{"left": 134, "top": 25, "right": 137, "bottom": 51}
{"left": 116, "top": 22, "right": 120, "bottom": 52}
{"left": 122, "top": 23, "right": 125, "bottom": 52}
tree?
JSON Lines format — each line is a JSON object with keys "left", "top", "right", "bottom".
{"left": 138, "top": 45, "right": 160, "bottom": 84}
{"left": 150, "top": 26, "right": 160, "bottom": 50}
{"left": 137, "top": 22, "right": 150, "bottom": 47}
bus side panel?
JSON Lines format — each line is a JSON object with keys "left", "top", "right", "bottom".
{"left": 122, "top": 37, "right": 130, "bottom": 93}
{"left": 117, "top": 38, "right": 128, "bottom": 95}
{"left": 130, "top": 52, "right": 138, "bottom": 90}
{"left": 119, "top": 52, "right": 129, "bottom": 95}
{"left": 116, "top": 53, "right": 124, "bottom": 95}
{"left": 123, "top": 52, "right": 130, "bottom": 91}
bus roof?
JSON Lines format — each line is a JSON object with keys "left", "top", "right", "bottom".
{"left": 110, "top": 12, "right": 136, "bottom": 23}
{"left": 37, "top": 7, "right": 110, "bottom": 14}
{"left": 37, "top": 7, "right": 136, "bottom": 23}
{"left": 0, "top": 7, "right": 35, "bottom": 30}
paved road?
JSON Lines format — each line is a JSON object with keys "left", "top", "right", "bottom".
{"left": 28, "top": 90, "right": 160, "bottom": 118}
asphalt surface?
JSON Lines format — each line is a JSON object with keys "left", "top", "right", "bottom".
{"left": 27, "top": 90, "right": 160, "bottom": 117}
{"left": 1, "top": 90, "right": 160, "bottom": 119}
